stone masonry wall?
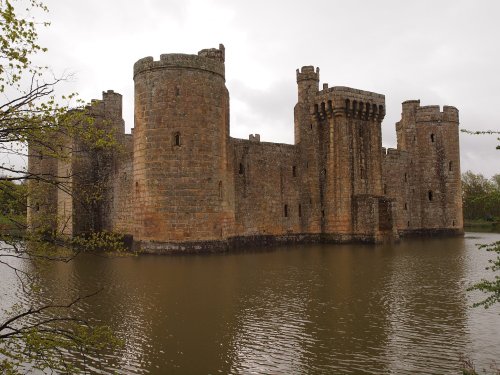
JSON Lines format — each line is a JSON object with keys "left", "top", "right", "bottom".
{"left": 132, "top": 45, "right": 235, "bottom": 244}
{"left": 29, "top": 45, "right": 463, "bottom": 251}
{"left": 231, "top": 137, "right": 302, "bottom": 236}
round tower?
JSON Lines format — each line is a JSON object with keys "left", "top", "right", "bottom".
{"left": 132, "top": 44, "right": 234, "bottom": 246}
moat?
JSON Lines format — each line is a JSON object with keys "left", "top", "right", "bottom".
{"left": 2, "top": 232, "right": 499, "bottom": 374}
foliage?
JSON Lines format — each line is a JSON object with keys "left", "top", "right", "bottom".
{"left": 461, "top": 130, "right": 500, "bottom": 310}
{"left": 0, "top": 0, "right": 124, "bottom": 372}
{"left": 0, "top": 180, "right": 25, "bottom": 216}
{"left": 467, "top": 241, "right": 500, "bottom": 309}
{"left": 462, "top": 171, "right": 500, "bottom": 221}
{"left": 460, "top": 129, "right": 500, "bottom": 150}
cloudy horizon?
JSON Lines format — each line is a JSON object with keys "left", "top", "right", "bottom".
{"left": 27, "top": 0, "right": 500, "bottom": 178}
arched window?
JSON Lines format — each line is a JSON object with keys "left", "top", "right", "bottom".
{"left": 430, "top": 133, "right": 435, "bottom": 143}
{"left": 404, "top": 173, "right": 407, "bottom": 182}
{"left": 404, "top": 202, "right": 407, "bottom": 210}
{"left": 174, "top": 133, "right": 181, "bottom": 146}
{"left": 428, "top": 190, "right": 433, "bottom": 201}
{"left": 292, "top": 166, "right": 297, "bottom": 177}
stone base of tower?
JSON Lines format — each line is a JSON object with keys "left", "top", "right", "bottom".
{"left": 397, "top": 228, "right": 464, "bottom": 238}
{"left": 131, "top": 232, "right": 401, "bottom": 254}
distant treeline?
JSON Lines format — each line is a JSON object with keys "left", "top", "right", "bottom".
{"left": 462, "top": 171, "right": 500, "bottom": 221}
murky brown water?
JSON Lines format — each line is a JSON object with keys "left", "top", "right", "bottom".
{"left": 2, "top": 232, "right": 500, "bottom": 374}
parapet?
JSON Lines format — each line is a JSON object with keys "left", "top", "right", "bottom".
{"left": 198, "top": 43, "right": 225, "bottom": 62}
{"left": 84, "top": 90, "right": 122, "bottom": 116}
{"left": 296, "top": 66, "right": 320, "bottom": 83}
{"left": 133, "top": 44, "right": 226, "bottom": 80}
{"left": 249, "top": 134, "right": 261, "bottom": 142}
{"left": 312, "top": 86, "right": 385, "bottom": 121}
{"left": 415, "top": 105, "right": 459, "bottom": 123}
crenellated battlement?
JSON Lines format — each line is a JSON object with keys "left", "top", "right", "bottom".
{"left": 400, "top": 100, "right": 459, "bottom": 124}
{"left": 133, "top": 45, "right": 225, "bottom": 80}
{"left": 310, "top": 86, "right": 385, "bottom": 121}
{"left": 83, "top": 90, "right": 123, "bottom": 119}
{"left": 198, "top": 43, "right": 225, "bottom": 62}
{"left": 415, "top": 105, "right": 459, "bottom": 124}
{"left": 296, "top": 66, "right": 320, "bottom": 83}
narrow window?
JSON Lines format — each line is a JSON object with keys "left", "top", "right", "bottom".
{"left": 175, "top": 133, "right": 181, "bottom": 146}
{"left": 284, "top": 204, "right": 288, "bottom": 217}
{"left": 452, "top": 220, "right": 456, "bottom": 226}
{"left": 428, "top": 190, "right": 433, "bottom": 201}
{"left": 309, "top": 198, "right": 312, "bottom": 204}
{"left": 404, "top": 202, "right": 407, "bottom": 210}
{"left": 218, "top": 181, "right": 222, "bottom": 199}
{"left": 35, "top": 203, "right": 40, "bottom": 212}
{"left": 321, "top": 210, "right": 325, "bottom": 217}
{"left": 135, "top": 181, "right": 139, "bottom": 194}
{"left": 239, "top": 163, "right": 244, "bottom": 175}
{"left": 175, "top": 87, "right": 180, "bottom": 96}
{"left": 448, "top": 161, "right": 453, "bottom": 171}
{"left": 383, "top": 184, "right": 387, "bottom": 195}
{"left": 298, "top": 204, "right": 302, "bottom": 218}
{"left": 310, "top": 123, "right": 313, "bottom": 130}
{"left": 407, "top": 221, "right": 410, "bottom": 227}
{"left": 430, "top": 133, "right": 435, "bottom": 142}
{"left": 404, "top": 173, "right": 407, "bottom": 182}
{"left": 314, "top": 104, "right": 319, "bottom": 113}
{"left": 292, "top": 166, "right": 297, "bottom": 177}
{"left": 360, "top": 167, "right": 365, "bottom": 179}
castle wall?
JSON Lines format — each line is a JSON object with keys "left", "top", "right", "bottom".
{"left": 231, "top": 138, "right": 302, "bottom": 236}
{"left": 299, "top": 80, "right": 387, "bottom": 239}
{"left": 28, "top": 45, "right": 463, "bottom": 251}
{"left": 27, "top": 147, "right": 58, "bottom": 233}
{"left": 132, "top": 45, "right": 235, "bottom": 244}
{"left": 414, "top": 105, "right": 462, "bottom": 230}
{"left": 108, "top": 134, "right": 134, "bottom": 234}
{"left": 381, "top": 148, "right": 410, "bottom": 230}
{"left": 382, "top": 101, "right": 463, "bottom": 235}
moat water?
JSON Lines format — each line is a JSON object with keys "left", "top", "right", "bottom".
{"left": 1, "top": 232, "right": 500, "bottom": 374}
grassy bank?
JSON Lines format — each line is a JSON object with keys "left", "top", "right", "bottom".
{"left": 464, "top": 219, "right": 500, "bottom": 233}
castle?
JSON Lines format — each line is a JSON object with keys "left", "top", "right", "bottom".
{"left": 28, "top": 44, "right": 463, "bottom": 252}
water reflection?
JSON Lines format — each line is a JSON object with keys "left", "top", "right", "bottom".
{"left": 1, "top": 233, "right": 499, "bottom": 374}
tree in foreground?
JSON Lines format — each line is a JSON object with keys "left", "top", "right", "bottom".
{"left": 460, "top": 133, "right": 500, "bottom": 310}
{"left": 0, "top": 0, "right": 123, "bottom": 372}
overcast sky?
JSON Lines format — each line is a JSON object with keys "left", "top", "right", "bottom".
{"left": 33, "top": 0, "right": 500, "bottom": 177}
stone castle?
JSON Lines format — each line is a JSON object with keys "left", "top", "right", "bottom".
{"left": 28, "top": 44, "right": 463, "bottom": 252}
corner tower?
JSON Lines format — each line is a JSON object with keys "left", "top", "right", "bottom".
{"left": 132, "top": 44, "right": 235, "bottom": 247}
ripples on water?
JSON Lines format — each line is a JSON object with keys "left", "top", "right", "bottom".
{"left": 1, "top": 233, "right": 499, "bottom": 374}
